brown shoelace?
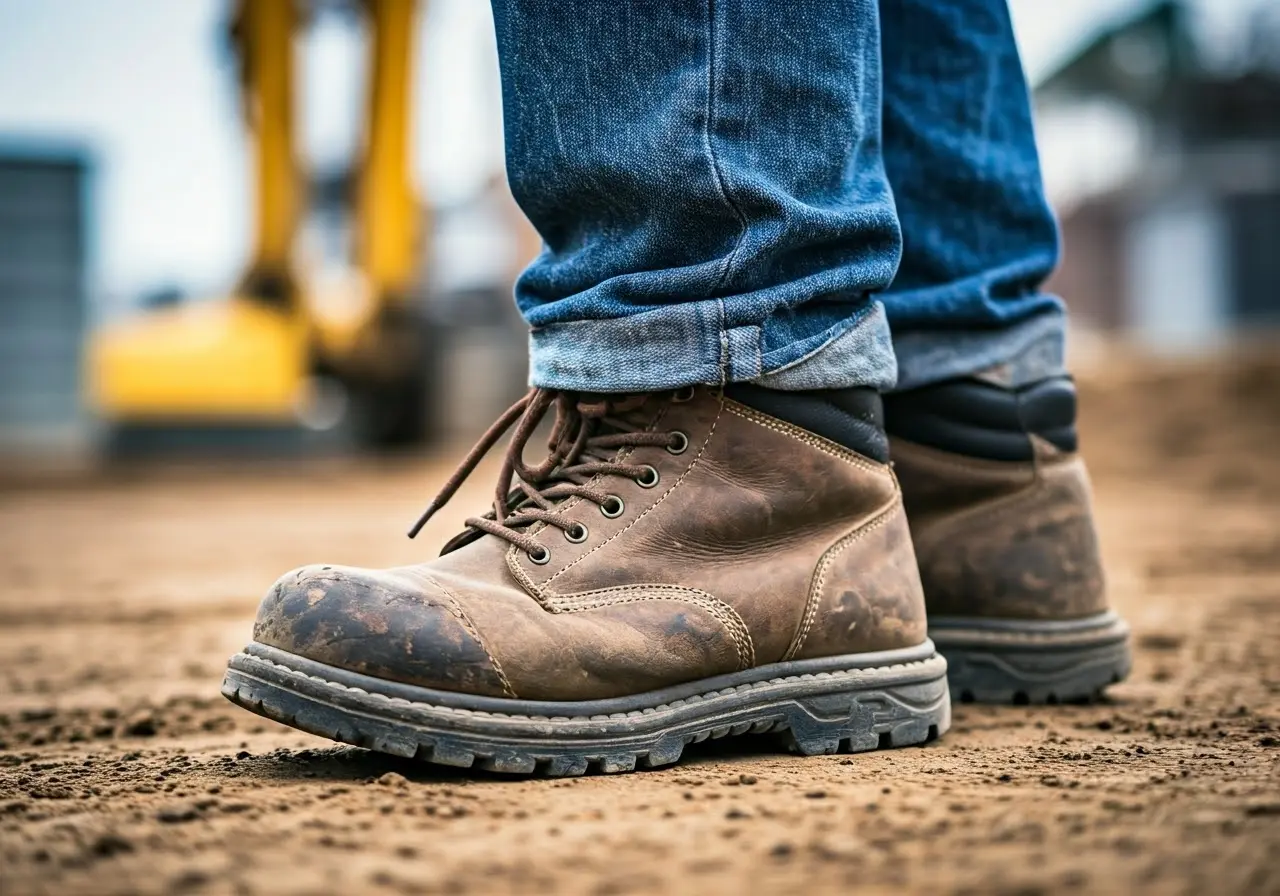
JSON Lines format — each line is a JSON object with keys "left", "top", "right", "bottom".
{"left": 408, "top": 388, "right": 687, "bottom": 560}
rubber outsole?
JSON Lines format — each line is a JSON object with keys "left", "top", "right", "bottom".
{"left": 929, "top": 611, "right": 1131, "bottom": 704}
{"left": 221, "top": 641, "right": 952, "bottom": 776}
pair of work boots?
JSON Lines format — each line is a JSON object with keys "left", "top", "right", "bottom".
{"left": 223, "top": 377, "right": 1131, "bottom": 776}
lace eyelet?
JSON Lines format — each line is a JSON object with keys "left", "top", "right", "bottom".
{"left": 563, "top": 523, "right": 589, "bottom": 544}
{"left": 636, "top": 465, "right": 660, "bottom": 488}
{"left": 666, "top": 430, "right": 689, "bottom": 455}
{"left": 600, "top": 495, "right": 625, "bottom": 518}
{"left": 527, "top": 546, "right": 551, "bottom": 565}
{"left": 673, "top": 386, "right": 696, "bottom": 403}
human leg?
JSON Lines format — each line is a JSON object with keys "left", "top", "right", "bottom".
{"left": 222, "top": 0, "right": 952, "bottom": 770}
{"left": 491, "top": 0, "right": 902, "bottom": 393}
{"left": 878, "top": 0, "right": 1062, "bottom": 391}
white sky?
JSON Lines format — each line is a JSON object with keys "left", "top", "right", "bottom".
{"left": 0, "top": 0, "right": 1264, "bottom": 303}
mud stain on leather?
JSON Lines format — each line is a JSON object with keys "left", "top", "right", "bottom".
{"left": 793, "top": 505, "right": 928, "bottom": 660}
{"left": 897, "top": 447, "right": 1109, "bottom": 620}
{"left": 253, "top": 567, "right": 509, "bottom": 697}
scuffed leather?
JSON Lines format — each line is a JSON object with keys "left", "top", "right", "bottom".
{"left": 891, "top": 435, "right": 1108, "bottom": 621}
{"left": 787, "top": 502, "right": 928, "bottom": 660}
{"left": 253, "top": 564, "right": 516, "bottom": 697}
{"left": 252, "top": 389, "right": 929, "bottom": 700}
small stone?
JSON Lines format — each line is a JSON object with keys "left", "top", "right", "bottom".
{"left": 376, "top": 772, "right": 409, "bottom": 788}
{"left": 171, "top": 871, "right": 210, "bottom": 890}
{"left": 122, "top": 712, "right": 158, "bottom": 738}
{"left": 156, "top": 804, "right": 200, "bottom": 824}
{"left": 90, "top": 833, "right": 134, "bottom": 857}
{"left": 738, "top": 774, "right": 758, "bottom": 786}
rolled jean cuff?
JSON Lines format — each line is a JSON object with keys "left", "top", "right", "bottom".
{"left": 528, "top": 300, "right": 898, "bottom": 393}
{"left": 890, "top": 303, "right": 1067, "bottom": 392}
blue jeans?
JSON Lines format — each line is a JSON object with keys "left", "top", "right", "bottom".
{"left": 491, "top": 0, "right": 1063, "bottom": 393}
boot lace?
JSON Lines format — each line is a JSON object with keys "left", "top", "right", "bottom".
{"left": 408, "top": 388, "right": 687, "bottom": 559}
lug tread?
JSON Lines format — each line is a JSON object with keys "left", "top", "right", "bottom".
{"left": 222, "top": 650, "right": 951, "bottom": 777}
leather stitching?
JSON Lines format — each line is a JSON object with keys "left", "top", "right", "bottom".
{"left": 724, "top": 402, "right": 884, "bottom": 475}
{"left": 538, "top": 397, "right": 724, "bottom": 587}
{"left": 505, "top": 403, "right": 675, "bottom": 600}
{"left": 529, "top": 402, "right": 672, "bottom": 542}
{"left": 507, "top": 541, "right": 543, "bottom": 601}
{"left": 891, "top": 437, "right": 1077, "bottom": 479}
{"left": 422, "top": 572, "right": 518, "bottom": 699}
{"left": 783, "top": 497, "right": 903, "bottom": 661}
{"left": 549, "top": 584, "right": 756, "bottom": 670}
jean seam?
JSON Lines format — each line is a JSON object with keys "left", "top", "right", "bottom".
{"left": 717, "top": 299, "right": 729, "bottom": 386}
{"left": 702, "top": 0, "right": 748, "bottom": 299}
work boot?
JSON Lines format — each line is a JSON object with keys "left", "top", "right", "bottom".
{"left": 885, "top": 375, "right": 1131, "bottom": 704}
{"left": 223, "top": 386, "right": 950, "bottom": 775}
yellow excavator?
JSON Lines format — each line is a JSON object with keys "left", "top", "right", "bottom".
{"left": 88, "top": 0, "right": 434, "bottom": 449}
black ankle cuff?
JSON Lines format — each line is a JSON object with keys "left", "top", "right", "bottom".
{"left": 724, "top": 384, "right": 889, "bottom": 463}
{"left": 883, "top": 376, "right": 1078, "bottom": 461}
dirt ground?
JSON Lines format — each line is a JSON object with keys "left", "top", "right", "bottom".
{"left": 1, "top": 353, "right": 1278, "bottom": 896}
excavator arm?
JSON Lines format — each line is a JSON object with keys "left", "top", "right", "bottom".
{"left": 87, "top": 0, "right": 431, "bottom": 447}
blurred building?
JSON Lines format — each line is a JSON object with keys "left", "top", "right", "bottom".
{"left": 0, "top": 146, "right": 92, "bottom": 461}
{"left": 1039, "top": 0, "right": 1280, "bottom": 350}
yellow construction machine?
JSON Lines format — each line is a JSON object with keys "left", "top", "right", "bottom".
{"left": 88, "top": 0, "right": 434, "bottom": 449}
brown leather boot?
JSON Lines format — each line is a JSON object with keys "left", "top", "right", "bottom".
{"left": 885, "top": 376, "right": 1131, "bottom": 704}
{"left": 223, "top": 386, "right": 950, "bottom": 774}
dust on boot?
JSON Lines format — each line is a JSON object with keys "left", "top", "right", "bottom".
{"left": 886, "top": 375, "right": 1132, "bottom": 704}
{"left": 223, "top": 386, "right": 950, "bottom": 774}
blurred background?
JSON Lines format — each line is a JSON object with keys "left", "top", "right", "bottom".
{"left": 0, "top": 0, "right": 1277, "bottom": 465}
{"left": 1, "top": 5, "right": 1278, "bottom": 893}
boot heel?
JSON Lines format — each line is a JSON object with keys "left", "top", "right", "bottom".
{"left": 931, "top": 611, "right": 1131, "bottom": 704}
{"left": 782, "top": 674, "right": 951, "bottom": 755}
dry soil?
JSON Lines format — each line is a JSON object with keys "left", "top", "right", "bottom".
{"left": 1, "top": 353, "right": 1278, "bottom": 895}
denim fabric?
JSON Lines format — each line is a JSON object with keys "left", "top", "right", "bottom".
{"left": 878, "top": 0, "right": 1064, "bottom": 390}
{"left": 490, "top": 0, "right": 1063, "bottom": 393}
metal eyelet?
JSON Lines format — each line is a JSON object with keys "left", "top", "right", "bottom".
{"left": 527, "top": 546, "right": 551, "bottom": 565}
{"left": 666, "top": 430, "right": 689, "bottom": 455}
{"left": 600, "top": 495, "right": 625, "bottom": 518}
{"left": 673, "top": 386, "right": 696, "bottom": 403}
{"left": 563, "top": 522, "right": 589, "bottom": 544}
{"left": 636, "top": 465, "right": 660, "bottom": 488}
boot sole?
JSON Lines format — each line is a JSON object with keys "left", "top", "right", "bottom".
{"left": 929, "top": 611, "right": 1131, "bottom": 704}
{"left": 221, "top": 641, "right": 951, "bottom": 776}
